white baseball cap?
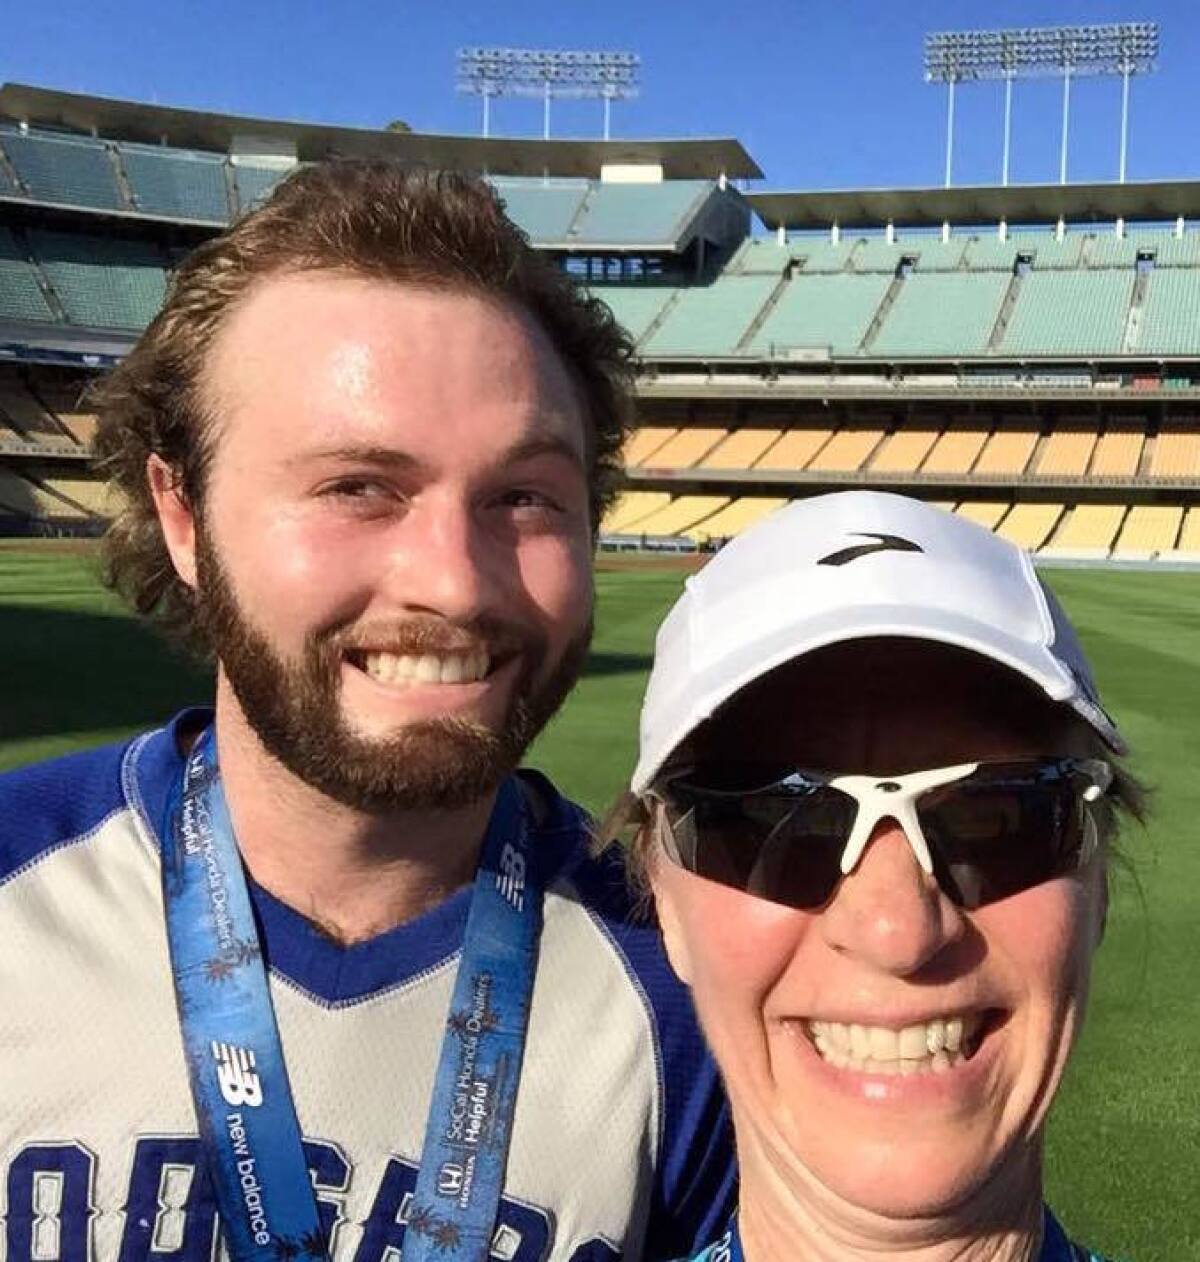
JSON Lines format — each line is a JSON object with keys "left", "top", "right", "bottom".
{"left": 631, "top": 491, "right": 1124, "bottom": 794}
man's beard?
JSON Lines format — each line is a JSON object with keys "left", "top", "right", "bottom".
{"left": 193, "top": 526, "right": 592, "bottom": 812}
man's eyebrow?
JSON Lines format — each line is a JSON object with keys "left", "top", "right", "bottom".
{"left": 503, "top": 434, "right": 586, "bottom": 471}
{"left": 285, "top": 446, "right": 423, "bottom": 470}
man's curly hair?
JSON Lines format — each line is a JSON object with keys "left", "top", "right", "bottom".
{"left": 90, "top": 160, "right": 635, "bottom": 653}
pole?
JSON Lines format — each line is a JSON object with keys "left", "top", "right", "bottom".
{"left": 482, "top": 89, "right": 491, "bottom": 139}
{"left": 1119, "top": 65, "right": 1131, "bottom": 182}
{"left": 1001, "top": 73, "right": 1014, "bottom": 185}
{"left": 543, "top": 81, "right": 551, "bottom": 139}
{"left": 944, "top": 77, "right": 956, "bottom": 188}
{"left": 603, "top": 93, "right": 611, "bottom": 140}
{"left": 1059, "top": 66, "right": 1071, "bottom": 185}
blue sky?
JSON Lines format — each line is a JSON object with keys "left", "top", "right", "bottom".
{"left": 4, "top": 1, "right": 1197, "bottom": 189}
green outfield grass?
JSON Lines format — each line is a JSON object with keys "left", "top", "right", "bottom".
{"left": 1, "top": 541, "right": 1197, "bottom": 1259}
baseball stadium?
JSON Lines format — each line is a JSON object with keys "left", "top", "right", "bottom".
{"left": 0, "top": 64, "right": 1197, "bottom": 1258}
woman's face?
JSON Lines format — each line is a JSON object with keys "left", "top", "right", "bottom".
{"left": 650, "top": 640, "right": 1108, "bottom": 1218}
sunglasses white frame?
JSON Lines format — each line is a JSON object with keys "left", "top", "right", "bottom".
{"left": 652, "top": 757, "right": 1113, "bottom": 901}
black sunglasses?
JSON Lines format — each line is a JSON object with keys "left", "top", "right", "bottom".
{"left": 649, "top": 757, "right": 1113, "bottom": 911}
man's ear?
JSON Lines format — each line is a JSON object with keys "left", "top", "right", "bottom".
{"left": 147, "top": 455, "right": 198, "bottom": 589}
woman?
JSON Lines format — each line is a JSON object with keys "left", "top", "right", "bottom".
{"left": 620, "top": 491, "right": 1140, "bottom": 1262}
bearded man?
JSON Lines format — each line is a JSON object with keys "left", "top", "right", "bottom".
{"left": 0, "top": 162, "right": 733, "bottom": 1262}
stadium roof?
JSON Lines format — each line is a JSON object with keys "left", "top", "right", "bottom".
{"left": 0, "top": 83, "right": 763, "bottom": 181}
{"left": 749, "top": 180, "right": 1200, "bottom": 229}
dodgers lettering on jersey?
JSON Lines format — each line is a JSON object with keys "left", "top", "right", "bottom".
{"left": 0, "top": 710, "right": 736, "bottom": 1261}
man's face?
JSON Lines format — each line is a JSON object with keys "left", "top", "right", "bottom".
{"left": 179, "top": 271, "right": 595, "bottom": 809}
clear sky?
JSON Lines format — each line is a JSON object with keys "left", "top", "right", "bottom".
{"left": 4, "top": 0, "right": 1197, "bottom": 189}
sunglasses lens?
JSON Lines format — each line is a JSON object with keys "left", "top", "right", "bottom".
{"left": 918, "top": 762, "right": 1089, "bottom": 908}
{"left": 660, "top": 766, "right": 854, "bottom": 910}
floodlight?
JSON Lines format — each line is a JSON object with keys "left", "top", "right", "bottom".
{"left": 455, "top": 47, "right": 641, "bottom": 138}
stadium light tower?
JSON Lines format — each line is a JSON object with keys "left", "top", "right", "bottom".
{"left": 924, "top": 22, "right": 1159, "bottom": 186}
{"left": 455, "top": 47, "right": 640, "bottom": 140}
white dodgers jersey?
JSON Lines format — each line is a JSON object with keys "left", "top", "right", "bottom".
{"left": 0, "top": 710, "right": 735, "bottom": 1262}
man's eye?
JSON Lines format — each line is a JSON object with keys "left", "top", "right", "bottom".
{"left": 500, "top": 488, "right": 561, "bottom": 513}
{"left": 319, "top": 479, "right": 393, "bottom": 501}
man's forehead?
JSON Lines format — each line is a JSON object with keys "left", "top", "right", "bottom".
{"left": 201, "top": 270, "right": 586, "bottom": 451}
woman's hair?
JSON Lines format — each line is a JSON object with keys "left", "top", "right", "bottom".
{"left": 90, "top": 160, "right": 635, "bottom": 654}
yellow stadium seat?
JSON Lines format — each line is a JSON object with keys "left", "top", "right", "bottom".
{"left": 702, "top": 429, "right": 783, "bottom": 469}
{"left": 1043, "top": 505, "right": 1126, "bottom": 555}
{"left": 684, "top": 497, "right": 788, "bottom": 542}
{"left": 630, "top": 496, "right": 731, "bottom": 536}
{"left": 640, "top": 427, "right": 728, "bottom": 469}
{"left": 1089, "top": 426, "right": 1144, "bottom": 477}
{"left": 955, "top": 502, "right": 1009, "bottom": 529}
{"left": 922, "top": 426, "right": 989, "bottom": 474}
{"left": 623, "top": 427, "right": 678, "bottom": 467}
{"left": 973, "top": 427, "right": 1038, "bottom": 476}
{"left": 869, "top": 426, "right": 940, "bottom": 473}
{"left": 996, "top": 503, "right": 1064, "bottom": 550}
{"left": 1112, "top": 505, "right": 1184, "bottom": 555}
{"left": 601, "top": 492, "right": 672, "bottom": 534}
{"left": 754, "top": 429, "right": 834, "bottom": 471}
{"left": 1032, "top": 429, "right": 1097, "bottom": 477}
{"left": 807, "top": 427, "right": 885, "bottom": 472}
{"left": 1149, "top": 426, "right": 1200, "bottom": 478}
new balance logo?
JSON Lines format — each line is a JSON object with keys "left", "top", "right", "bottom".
{"left": 817, "top": 532, "right": 924, "bottom": 567}
{"left": 495, "top": 843, "right": 526, "bottom": 912}
{"left": 212, "top": 1042, "right": 264, "bottom": 1108}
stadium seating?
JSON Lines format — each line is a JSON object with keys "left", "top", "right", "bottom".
{"left": 121, "top": 143, "right": 230, "bottom": 222}
{"left": 641, "top": 275, "right": 778, "bottom": 357}
{"left": 955, "top": 502, "right": 1009, "bottom": 529}
{"left": 701, "top": 428, "right": 782, "bottom": 468}
{"left": 570, "top": 181, "right": 710, "bottom": 247}
{"left": 1149, "top": 425, "right": 1200, "bottom": 478}
{"left": 601, "top": 491, "right": 672, "bottom": 534}
{"left": 590, "top": 285, "right": 674, "bottom": 344}
{"left": 0, "top": 227, "right": 56, "bottom": 324}
{"left": 999, "top": 271, "right": 1134, "bottom": 356}
{"left": 0, "top": 129, "right": 123, "bottom": 211}
{"left": 30, "top": 231, "right": 167, "bottom": 329}
{"left": 1008, "top": 232, "right": 1085, "bottom": 270}
{"left": 626, "top": 495, "right": 730, "bottom": 535}
{"left": 745, "top": 273, "right": 891, "bottom": 357}
{"left": 996, "top": 502, "right": 1064, "bottom": 550}
{"left": 871, "top": 272, "right": 1008, "bottom": 357}
{"left": 910, "top": 239, "right": 970, "bottom": 272}
{"left": 0, "top": 469, "right": 83, "bottom": 517}
{"left": 1138, "top": 230, "right": 1200, "bottom": 268}
{"left": 1112, "top": 505, "right": 1184, "bottom": 556}
{"left": 622, "top": 427, "right": 677, "bottom": 467}
{"left": 793, "top": 238, "right": 860, "bottom": 274}
{"left": 753, "top": 428, "right": 833, "bottom": 471}
{"left": 869, "top": 425, "right": 940, "bottom": 473}
{"left": 492, "top": 180, "right": 588, "bottom": 243}
{"left": 922, "top": 424, "right": 990, "bottom": 475}
{"left": 1137, "top": 270, "right": 1200, "bottom": 356}
{"left": 1087, "top": 233, "right": 1141, "bottom": 268}
{"left": 638, "top": 427, "right": 727, "bottom": 468}
{"left": 683, "top": 496, "right": 788, "bottom": 540}
{"left": 973, "top": 426, "right": 1038, "bottom": 476}
{"left": 806, "top": 425, "right": 885, "bottom": 472}
{"left": 1089, "top": 426, "right": 1145, "bottom": 477}
{"left": 729, "top": 239, "right": 795, "bottom": 275}
{"left": 0, "top": 378, "right": 70, "bottom": 443}
{"left": 1032, "top": 427, "right": 1097, "bottom": 477}
{"left": 233, "top": 163, "right": 286, "bottom": 213}
{"left": 1042, "top": 504, "right": 1126, "bottom": 556}
{"left": 1176, "top": 507, "right": 1200, "bottom": 553}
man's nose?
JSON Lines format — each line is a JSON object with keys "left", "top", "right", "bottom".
{"left": 383, "top": 497, "right": 505, "bottom": 624}
{"left": 819, "top": 818, "right": 965, "bottom": 976}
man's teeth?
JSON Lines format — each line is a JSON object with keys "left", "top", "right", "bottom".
{"left": 807, "top": 1014, "right": 984, "bottom": 1075}
{"left": 361, "top": 650, "right": 490, "bottom": 685}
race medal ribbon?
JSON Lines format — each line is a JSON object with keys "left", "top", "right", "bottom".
{"left": 161, "top": 726, "right": 543, "bottom": 1262}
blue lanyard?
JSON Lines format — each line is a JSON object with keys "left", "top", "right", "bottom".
{"left": 682, "top": 1211, "right": 1104, "bottom": 1262}
{"left": 160, "top": 726, "right": 543, "bottom": 1262}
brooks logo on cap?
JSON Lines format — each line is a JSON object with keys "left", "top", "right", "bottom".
{"left": 817, "top": 532, "right": 925, "bottom": 567}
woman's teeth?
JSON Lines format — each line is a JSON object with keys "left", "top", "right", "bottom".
{"left": 806, "top": 1014, "right": 985, "bottom": 1075}
{"left": 361, "top": 650, "right": 490, "bottom": 686}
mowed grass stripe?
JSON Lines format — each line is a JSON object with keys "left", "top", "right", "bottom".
{"left": 0, "top": 543, "right": 1196, "bottom": 1259}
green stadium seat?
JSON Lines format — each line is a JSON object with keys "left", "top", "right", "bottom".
{"left": 1135, "top": 270, "right": 1200, "bottom": 356}
{"left": 121, "top": 143, "right": 230, "bottom": 222}
{"left": 492, "top": 180, "right": 588, "bottom": 244}
{"left": 0, "top": 129, "right": 123, "bottom": 211}
{"left": 0, "top": 228, "right": 57, "bottom": 324}
{"left": 570, "top": 181, "right": 711, "bottom": 247}
{"left": 641, "top": 275, "right": 778, "bottom": 357}
{"left": 588, "top": 285, "right": 674, "bottom": 344}
{"left": 1000, "top": 270, "right": 1134, "bottom": 356}
{"left": 746, "top": 273, "right": 891, "bottom": 356}
{"left": 871, "top": 272, "right": 1009, "bottom": 357}
{"left": 31, "top": 231, "right": 167, "bottom": 330}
